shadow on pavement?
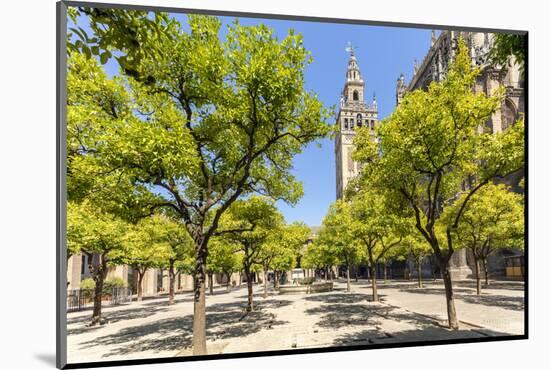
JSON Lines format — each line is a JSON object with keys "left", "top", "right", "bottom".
{"left": 75, "top": 299, "right": 289, "bottom": 358}
{"left": 67, "top": 304, "right": 170, "bottom": 328}
{"left": 399, "top": 288, "right": 524, "bottom": 311}
{"left": 304, "top": 292, "right": 367, "bottom": 304}
{"left": 333, "top": 326, "right": 486, "bottom": 346}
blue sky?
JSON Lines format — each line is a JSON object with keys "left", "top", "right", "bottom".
{"left": 72, "top": 11, "right": 434, "bottom": 227}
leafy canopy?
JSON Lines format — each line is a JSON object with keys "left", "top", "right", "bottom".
{"left": 353, "top": 38, "right": 524, "bottom": 262}
{"left": 68, "top": 14, "right": 332, "bottom": 247}
{"left": 317, "top": 200, "right": 363, "bottom": 267}
{"left": 442, "top": 183, "right": 524, "bottom": 256}
{"left": 67, "top": 201, "right": 129, "bottom": 259}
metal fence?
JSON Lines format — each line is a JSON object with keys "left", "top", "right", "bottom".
{"left": 67, "top": 287, "right": 133, "bottom": 312}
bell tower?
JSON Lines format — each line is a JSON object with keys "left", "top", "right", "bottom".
{"left": 335, "top": 43, "right": 378, "bottom": 199}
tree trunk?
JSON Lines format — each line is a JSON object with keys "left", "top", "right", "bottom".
{"left": 430, "top": 256, "right": 437, "bottom": 281}
{"left": 263, "top": 270, "right": 268, "bottom": 298}
{"left": 192, "top": 243, "right": 208, "bottom": 355}
{"left": 208, "top": 272, "right": 214, "bottom": 295}
{"left": 137, "top": 270, "right": 145, "bottom": 302}
{"left": 226, "top": 272, "right": 231, "bottom": 291}
{"left": 441, "top": 263, "right": 459, "bottom": 329}
{"left": 90, "top": 258, "right": 107, "bottom": 326}
{"left": 370, "top": 266, "right": 379, "bottom": 302}
{"left": 346, "top": 264, "right": 351, "bottom": 292}
{"left": 238, "top": 271, "right": 242, "bottom": 286}
{"left": 417, "top": 257, "right": 423, "bottom": 288}
{"left": 482, "top": 258, "right": 489, "bottom": 285}
{"left": 474, "top": 257, "right": 481, "bottom": 295}
{"left": 383, "top": 264, "right": 388, "bottom": 283}
{"left": 246, "top": 268, "right": 254, "bottom": 312}
{"left": 168, "top": 260, "right": 176, "bottom": 305}
{"left": 355, "top": 265, "right": 359, "bottom": 282}
{"left": 366, "top": 265, "right": 370, "bottom": 282}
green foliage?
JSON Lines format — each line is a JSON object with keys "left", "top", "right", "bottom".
{"left": 442, "top": 183, "right": 524, "bottom": 257}
{"left": 66, "top": 53, "right": 161, "bottom": 220}
{"left": 115, "top": 217, "right": 174, "bottom": 271}
{"left": 67, "top": 12, "right": 332, "bottom": 272}
{"left": 302, "top": 240, "right": 339, "bottom": 270}
{"left": 80, "top": 278, "right": 95, "bottom": 291}
{"left": 490, "top": 33, "right": 526, "bottom": 74}
{"left": 77, "top": 276, "right": 126, "bottom": 299}
{"left": 353, "top": 38, "right": 525, "bottom": 264}
{"left": 67, "top": 201, "right": 129, "bottom": 259}
{"left": 265, "top": 221, "right": 310, "bottom": 272}
{"left": 216, "top": 196, "right": 285, "bottom": 272}
{"left": 317, "top": 200, "right": 363, "bottom": 267}
{"left": 394, "top": 230, "right": 432, "bottom": 261}
{"left": 315, "top": 190, "right": 407, "bottom": 272}
{"left": 67, "top": 6, "right": 176, "bottom": 78}
{"left": 144, "top": 214, "right": 195, "bottom": 266}
{"left": 80, "top": 278, "right": 96, "bottom": 299}
{"left": 207, "top": 237, "right": 242, "bottom": 275}
{"left": 104, "top": 276, "right": 127, "bottom": 290}
{"left": 347, "top": 190, "right": 410, "bottom": 265}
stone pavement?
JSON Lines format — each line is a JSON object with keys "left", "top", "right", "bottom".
{"left": 67, "top": 279, "right": 524, "bottom": 364}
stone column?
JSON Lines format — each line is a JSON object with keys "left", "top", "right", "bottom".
{"left": 162, "top": 270, "right": 170, "bottom": 293}
{"left": 181, "top": 273, "right": 193, "bottom": 291}
{"left": 448, "top": 249, "right": 472, "bottom": 280}
{"left": 142, "top": 269, "right": 158, "bottom": 297}
{"left": 67, "top": 254, "right": 83, "bottom": 290}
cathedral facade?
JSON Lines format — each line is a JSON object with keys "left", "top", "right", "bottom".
{"left": 398, "top": 30, "right": 524, "bottom": 133}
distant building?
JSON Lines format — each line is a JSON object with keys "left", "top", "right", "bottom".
{"left": 66, "top": 254, "right": 195, "bottom": 295}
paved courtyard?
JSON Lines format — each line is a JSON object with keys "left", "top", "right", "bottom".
{"left": 67, "top": 279, "right": 524, "bottom": 364}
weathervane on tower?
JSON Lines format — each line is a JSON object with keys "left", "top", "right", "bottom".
{"left": 345, "top": 41, "right": 357, "bottom": 56}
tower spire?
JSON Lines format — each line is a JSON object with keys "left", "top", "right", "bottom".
{"left": 335, "top": 45, "right": 378, "bottom": 200}
{"left": 344, "top": 42, "right": 363, "bottom": 84}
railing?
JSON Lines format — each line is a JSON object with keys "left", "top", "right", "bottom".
{"left": 67, "top": 287, "right": 133, "bottom": 312}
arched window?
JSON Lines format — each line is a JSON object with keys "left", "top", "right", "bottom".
{"left": 344, "top": 118, "right": 349, "bottom": 130}
{"left": 370, "top": 120, "right": 375, "bottom": 129}
{"left": 501, "top": 99, "right": 518, "bottom": 131}
{"left": 357, "top": 114, "right": 362, "bottom": 127}
{"left": 350, "top": 118, "right": 354, "bottom": 129}
{"left": 353, "top": 90, "right": 359, "bottom": 101}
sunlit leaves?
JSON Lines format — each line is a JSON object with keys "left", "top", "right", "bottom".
{"left": 67, "top": 7, "right": 176, "bottom": 76}
{"left": 441, "top": 183, "right": 524, "bottom": 254}
{"left": 114, "top": 215, "right": 175, "bottom": 269}
{"left": 67, "top": 201, "right": 129, "bottom": 259}
{"left": 69, "top": 13, "right": 332, "bottom": 237}
{"left": 316, "top": 200, "right": 363, "bottom": 266}
{"left": 352, "top": 39, "right": 525, "bottom": 262}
